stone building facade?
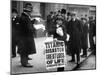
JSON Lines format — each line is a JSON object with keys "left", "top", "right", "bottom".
{"left": 11, "top": 0, "right": 96, "bottom": 20}
{"left": 11, "top": 0, "right": 96, "bottom": 37}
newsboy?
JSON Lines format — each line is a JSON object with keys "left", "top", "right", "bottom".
{"left": 52, "top": 17, "right": 67, "bottom": 71}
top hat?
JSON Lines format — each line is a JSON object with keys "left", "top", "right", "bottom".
{"left": 61, "top": 9, "right": 66, "bottom": 14}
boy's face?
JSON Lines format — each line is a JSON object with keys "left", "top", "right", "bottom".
{"left": 56, "top": 20, "right": 63, "bottom": 25}
{"left": 61, "top": 14, "right": 65, "bottom": 17}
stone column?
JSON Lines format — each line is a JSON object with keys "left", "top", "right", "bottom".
{"left": 17, "top": 1, "right": 23, "bottom": 16}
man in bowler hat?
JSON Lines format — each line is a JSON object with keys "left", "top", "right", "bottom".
{"left": 68, "top": 12, "right": 83, "bottom": 64}
{"left": 12, "top": 8, "right": 20, "bottom": 58}
{"left": 18, "top": 3, "right": 36, "bottom": 67}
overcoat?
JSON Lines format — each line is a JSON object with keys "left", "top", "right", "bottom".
{"left": 81, "top": 22, "right": 88, "bottom": 49}
{"left": 17, "top": 12, "right": 36, "bottom": 55}
{"left": 67, "top": 19, "right": 83, "bottom": 54}
{"left": 46, "top": 15, "right": 56, "bottom": 35}
{"left": 12, "top": 16, "right": 20, "bottom": 42}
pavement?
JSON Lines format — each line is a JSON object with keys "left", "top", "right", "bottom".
{"left": 11, "top": 37, "right": 94, "bottom": 74}
{"left": 75, "top": 53, "right": 96, "bottom": 70}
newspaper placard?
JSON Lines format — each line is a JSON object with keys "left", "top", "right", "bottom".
{"left": 45, "top": 40, "right": 66, "bottom": 69}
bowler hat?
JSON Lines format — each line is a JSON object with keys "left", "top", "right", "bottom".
{"left": 23, "top": 3, "right": 33, "bottom": 12}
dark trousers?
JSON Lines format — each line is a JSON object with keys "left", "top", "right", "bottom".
{"left": 20, "top": 54, "right": 28, "bottom": 66}
{"left": 83, "top": 48, "right": 87, "bottom": 55}
{"left": 12, "top": 38, "right": 17, "bottom": 57}
{"left": 89, "top": 33, "right": 95, "bottom": 50}
{"left": 71, "top": 48, "right": 80, "bottom": 64}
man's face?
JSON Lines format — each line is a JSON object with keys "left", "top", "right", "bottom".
{"left": 26, "top": 5, "right": 33, "bottom": 13}
{"left": 67, "top": 15, "right": 72, "bottom": 21}
{"left": 58, "top": 12, "right": 61, "bottom": 16}
{"left": 72, "top": 15, "right": 76, "bottom": 20}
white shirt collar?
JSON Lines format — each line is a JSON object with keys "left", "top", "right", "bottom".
{"left": 23, "top": 12, "right": 31, "bottom": 19}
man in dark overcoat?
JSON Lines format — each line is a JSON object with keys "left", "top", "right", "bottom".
{"left": 65, "top": 12, "right": 72, "bottom": 55}
{"left": 17, "top": 3, "right": 36, "bottom": 67}
{"left": 46, "top": 11, "right": 55, "bottom": 36}
{"left": 68, "top": 12, "right": 83, "bottom": 64}
{"left": 12, "top": 8, "right": 20, "bottom": 58}
{"left": 81, "top": 18, "right": 88, "bottom": 57}
{"left": 89, "top": 16, "right": 96, "bottom": 51}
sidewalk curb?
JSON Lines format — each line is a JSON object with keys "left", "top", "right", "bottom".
{"left": 72, "top": 51, "right": 94, "bottom": 70}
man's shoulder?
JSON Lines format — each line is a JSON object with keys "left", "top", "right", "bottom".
{"left": 20, "top": 13, "right": 29, "bottom": 21}
{"left": 21, "top": 13, "right": 26, "bottom": 17}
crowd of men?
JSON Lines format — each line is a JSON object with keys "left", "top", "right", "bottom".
{"left": 46, "top": 9, "right": 96, "bottom": 65}
{"left": 12, "top": 2, "right": 96, "bottom": 68}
